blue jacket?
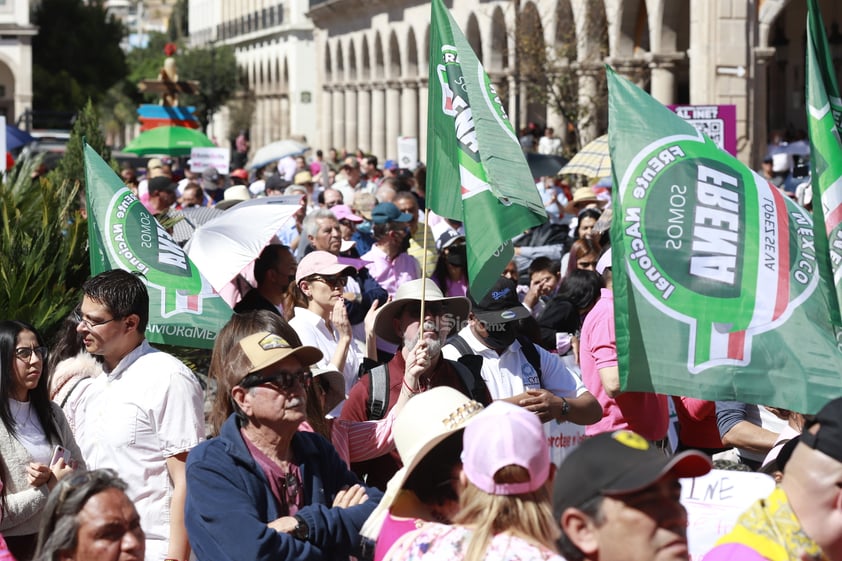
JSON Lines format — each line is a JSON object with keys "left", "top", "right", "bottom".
{"left": 185, "top": 414, "right": 383, "bottom": 561}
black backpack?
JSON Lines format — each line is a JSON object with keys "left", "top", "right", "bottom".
{"left": 445, "top": 333, "right": 544, "bottom": 387}
{"left": 364, "top": 355, "right": 489, "bottom": 420}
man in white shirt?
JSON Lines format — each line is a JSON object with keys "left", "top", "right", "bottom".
{"left": 441, "top": 276, "right": 601, "bottom": 425}
{"left": 74, "top": 269, "right": 205, "bottom": 561}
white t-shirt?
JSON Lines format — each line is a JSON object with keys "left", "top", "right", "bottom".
{"left": 290, "top": 306, "right": 361, "bottom": 412}
{"left": 10, "top": 399, "right": 51, "bottom": 465}
{"left": 442, "top": 326, "right": 586, "bottom": 400}
{"left": 76, "top": 340, "right": 205, "bottom": 561}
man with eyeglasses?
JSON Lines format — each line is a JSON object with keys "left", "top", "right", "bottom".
{"left": 73, "top": 269, "right": 204, "bottom": 561}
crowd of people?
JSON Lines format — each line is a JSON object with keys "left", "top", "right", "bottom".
{"left": 0, "top": 141, "right": 838, "bottom": 561}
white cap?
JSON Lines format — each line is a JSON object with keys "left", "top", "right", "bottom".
{"left": 596, "top": 248, "right": 612, "bottom": 275}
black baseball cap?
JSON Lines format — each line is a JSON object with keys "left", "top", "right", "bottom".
{"left": 800, "top": 396, "right": 842, "bottom": 463}
{"left": 553, "top": 430, "right": 711, "bottom": 518}
{"left": 468, "top": 276, "right": 530, "bottom": 324}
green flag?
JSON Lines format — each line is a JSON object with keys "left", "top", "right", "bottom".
{"left": 807, "top": 0, "right": 842, "bottom": 327}
{"left": 607, "top": 68, "right": 842, "bottom": 414}
{"left": 426, "top": 0, "right": 546, "bottom": 299}
{"left": 83, "top": 143, "right": 232, "bottom": 349}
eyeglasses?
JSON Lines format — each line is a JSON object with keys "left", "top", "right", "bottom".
{"left": 326, "top": 200, "right": 341, "bottom": 208}
{"left": 308, "top": 274, "right": 348, "bottom": 288}
{"left": 15, "top": 346, "right": 48, "bottom": 361}
{"left": 73, "top": 308, "right": 118, "bottom": 330}
{"left": 238, "top": 369, "right": 312, "bottom": 391}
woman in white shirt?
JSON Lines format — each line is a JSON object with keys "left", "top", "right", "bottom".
{"left": 289, "top": 251, "right": 375, "bottom": 413}
{"left": 0, "top": 320, "right": 83, "bottom": 560}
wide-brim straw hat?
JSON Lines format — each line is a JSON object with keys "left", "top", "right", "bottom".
{"left": 564, "top": 186, "right": 606, "bottom": 214}
{"left": 360, "top": 387, "right": 484, "bottom": 540}
{"left": 373, "top": 278, "right": 470, "bottom": 345}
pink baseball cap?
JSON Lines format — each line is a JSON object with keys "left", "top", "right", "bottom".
{"left": 332, "top": 204, "right": 363, "bottom": 223}
{"left": 295, "top": 251, "right": 356, "bottom": 284}
{"left": 462, "top": 401, "right": 550, "bottom": 495}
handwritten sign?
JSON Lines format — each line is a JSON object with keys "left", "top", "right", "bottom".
{"left": 680, "top": 469, "right": 776, "bottom": 560}
{"left": 397, "top": 137, "right": 418, "bottom": 170}
{"left": 190, "top": 147, "right": 230, "bottom": 175}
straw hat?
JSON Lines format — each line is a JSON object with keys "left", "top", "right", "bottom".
{"left": 360, "top": 387, "right": 484, "bottom": 539}
{"left": 373, "top": 279, "right": 470, "bottom": 345}
{"left": 311, "top": 366, "right": 346, "bottom": 413}
{"left": 216, "top": 185, "right": 251, "bottom": 210}
{"left": 564, "top": 186, "right": 606, "bottom": 214}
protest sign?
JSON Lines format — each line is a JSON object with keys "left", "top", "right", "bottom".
{"left": 190, "top": 146, "right": 230, "bottom": 175}
{"left": 668, "top": 105, "right": 737, "bottom": 156}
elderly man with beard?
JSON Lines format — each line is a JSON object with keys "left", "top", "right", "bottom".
{"left": 340, "top": 279, "right": 492, "bottom": 489}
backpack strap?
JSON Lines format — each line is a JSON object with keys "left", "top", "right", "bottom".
{"left": 517, "top": 335, "right": 544, "bottom": 387}
{"left": 367, "top": 363, "right": 390, "bottom": 421}
{"left": 451, "top": 356, "right": 492, "bottom": 406}
{"left": 446, "top": 334, "right": 474, "bottom": 357}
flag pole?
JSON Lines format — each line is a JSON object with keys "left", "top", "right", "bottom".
{"left": 419, "top": 208, "right": 431, "bottom": 327}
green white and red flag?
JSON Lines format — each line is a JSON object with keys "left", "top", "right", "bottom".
{"left": 426, "top": 0, "right": 546, "bottom": 299}
{"left": 607, "top": 67, "right": 842, "bottom": 413}
{"left": 84, "top": 143, "right": 232, "bottom": 349}
{"left": 806, "top": 0, "right": 842, "bottom": 327}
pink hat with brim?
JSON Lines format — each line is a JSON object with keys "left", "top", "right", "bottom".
{"left": 462, "top": 401, "right": 550, "bottom": 495}
{"left": 332, "top": 204, "right": 363, "bottom": 223}
{"left": 295, "top": 250, "right": 357, "bottom": 284}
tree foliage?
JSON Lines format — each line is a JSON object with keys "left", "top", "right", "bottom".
{"left": 49, "top": 100, "right": 113, "bottom": 192}
{"left": 33, "top": 0, "right": 127, "bottom": 121}
{"left": 0, "top": 156, "right": 89, "bottom": 340}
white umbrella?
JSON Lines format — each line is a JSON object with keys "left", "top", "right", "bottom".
{"left": 185, "top": 196, "right": 301, "bottom": 306}
{"left": 249, "top": 139, "right": 310, "bottom": 169}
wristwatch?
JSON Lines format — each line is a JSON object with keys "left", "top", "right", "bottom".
{"left": 292, "top": 515, "right": 309, "bottom": 541}
{"left": 560, "top": 397, "right": 570, "bottom": 416}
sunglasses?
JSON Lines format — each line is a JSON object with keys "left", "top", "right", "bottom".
{"left": 403, "top": 301, "right": 445, "bottom": 317}
{"left": 238, "top": 369, "right": 312, "bottom": 391}
{"left": 15, "top": 346, "right": 48, "bottom": 361}
{"left": 308, "top": 274, "right": 348, "bottom": 288}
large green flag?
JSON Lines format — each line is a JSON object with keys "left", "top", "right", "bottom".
{"left": 84, "top": 143, "right": 232, "bottom": 349}
{"left": 607, "top": 68, "right": 842, "bottom": 414}
{"left": 427, "top": 0, "right": 546, "bottom": 299}
{"left": 806, "top": 0, "right": 842, "bottom": 327}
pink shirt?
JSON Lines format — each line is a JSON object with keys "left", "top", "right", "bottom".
{"left": 298, "top": 413, "right": 397, "bottom": 468}
{"left": 362, "top": 245, "right": 420, "bottom": 297}
{"left": 580, "top": 289, "right": 669, "bottom": 441}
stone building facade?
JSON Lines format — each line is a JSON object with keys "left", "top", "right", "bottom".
{"left": 0, "top": 0, "right": 35, "bottom": 125}
{"left": 191, "top": 0, "right": 842, "bottom": 169}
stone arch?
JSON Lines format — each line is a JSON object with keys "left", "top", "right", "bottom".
{"left": 406, "top": 27, "right": 418, "bottom": 78}
{"left": 517, "top": 1, "right": 546, "bottom": 128}
{"left": 465, "top": 12, "right": 483, "bottom": 63}
{"left": 347, "top": 39, "right": 358, "bottom": 82}
{"left": 324, "top": 44, "right": 332, "bottom": 84}
{"left": 336, "top": 41, "right": 345, "bottom": 82}
{"left": 387, "top": 30, "right": 402, "bottom": 80}
{"left": 489, "top": 6, "right": 508, "bottom": 72}
{"left": 361, "top": 35, "right": 371, "bottom": 81}
{"left": 422, "top": 24, "right": 430, "bottom": 70}
{"left": 374, "top": 32, "right": 385, "bottom": 81}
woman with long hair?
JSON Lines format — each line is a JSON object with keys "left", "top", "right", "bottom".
{"left": 384, "top": 401, "right": 562, "bottom": 561}
{"left": 209, "top": 311, "right": 421, "bottom": 468}
{"left": 563, "top": 238, "right": 602, "bottom": 278}
{"left": 0, "top": 321, "right": 84, "bottom": 560}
